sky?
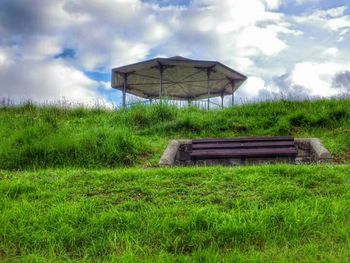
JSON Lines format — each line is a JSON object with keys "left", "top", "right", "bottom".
{"left": 0, "top": 0, "right": 350, "bottom": 107}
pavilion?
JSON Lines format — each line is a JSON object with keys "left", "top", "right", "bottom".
{"left": 111, "top": 56, "right": 247, "bottom": 109}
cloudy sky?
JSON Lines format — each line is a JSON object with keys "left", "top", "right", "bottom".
{"left": 0, "top": 0, "right": 350, "bottom": 106}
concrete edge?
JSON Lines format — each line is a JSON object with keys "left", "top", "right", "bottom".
{"left": 295, "top": 138, "right": 333, "bottom": 162}
{"left": 159, "top": 140, "right": 180, "bottom": 166}
{"left": 159, "top": 140, "right": 192, "bottom": 166}
{"left": 309, "top": 138, "right": 333, "bottom": 160}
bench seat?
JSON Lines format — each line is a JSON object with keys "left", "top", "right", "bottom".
{"left": 192, "top": 141, "right": 295, "bottom": 150}
{"left": 190, "top": 136, "right": 297, "bottom": 164}
{"left": 192, "top": 136, "right": 294, "bottom": 143}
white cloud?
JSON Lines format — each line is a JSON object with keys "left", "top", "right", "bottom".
{"left": 0, "top": 51, "right": 7, "bottom": 67}
{"left": 263, "top": 0, "right": 282, "bottom": 10}
{"left": 60, "top": 0, "right": 178, "bottom": 70}
{"left": 296, "top": 6, "right": 350, "bottom": 34}
{"left": 1, "top": 0, "right": 298, "bottom": 72}
{"left": 0, "top": 57, "right": 106, "bottom": 105}
{"left": 236, "top": 26, "right": 288, "bottom": 56}
{"left": 240, "top": 76, "right": 267, "bottom": 97}
{"left": 313, "top": 6, "right": 347, "bottom": 18}
{"left": 0, "top": 0, "right": 349, "bottom": 105}
{"left": 289, "top": 61, "right": 350, "bottom": 96}
{"left": 169, "top": 0, "right": 299, "bottom": 72}
{"left": 321, "top": 47, "right": 339, "bottom": 58}
{"left": 21, "top": 37, "right": 62, "bottom": 60}
{"left": 293, "top": 0, "right": 320, "bottom": 5}
{"left": 100, "top": 81, "right": 112, "bottom": 90}
{"left": 327, "top": 15, "right": 350, "bottom": 31}
{"left": 0, "top": 47, "right": 16, "bottom": 67}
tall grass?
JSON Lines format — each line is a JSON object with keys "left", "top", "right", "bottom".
{"left": 0, "top": 99, "right": 349, "bottom": 169}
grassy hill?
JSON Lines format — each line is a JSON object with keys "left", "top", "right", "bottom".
{"left": 0, "top": 99, "right": 349, "bottom": 170}
{"left": 1, "top": 99, "right": 350, "bottom": 261}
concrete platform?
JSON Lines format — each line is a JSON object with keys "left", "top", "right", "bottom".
{"left": 159, "top": 138, "right": 333, "bottom": 166}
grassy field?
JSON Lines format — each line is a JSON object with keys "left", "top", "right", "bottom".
{"left": 0, "top": 99, "right": 349, "bottom": 170}
{"left": 0, "top": 165, "right": 349, "bottom": 262}
{"left": 1, "top": 99, "right": 350, "bottom": 262}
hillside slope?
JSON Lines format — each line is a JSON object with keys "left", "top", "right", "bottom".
{"left": 0, "top": 99, "right": 349, "bottom": 169}
{"left": 0, "top": 165, "right": 349, "bottom": 261}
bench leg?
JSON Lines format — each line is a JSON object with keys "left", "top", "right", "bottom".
{"left": 190, "top": 158, "right": 196, "bottom": 166}
{"left": 291, "top": 156, "right": 296, "bottom": 164}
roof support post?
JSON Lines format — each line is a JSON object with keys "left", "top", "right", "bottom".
{"left": 188, "top": 99, "right": 192, "bottom": 107}
{"left": 159, "top": 63, "right": 164, "bottom": 102}
{"left": 230, "top": 79, "right": 235, "bottom": 107}
{"left": 220, "top": 92, "right": 224, "bottom": 109}
{"left": 122, "top": 73, "right": 127, "bottom": 108}
{"left": 207, "top": 68, "right": 211, "bottom": 110}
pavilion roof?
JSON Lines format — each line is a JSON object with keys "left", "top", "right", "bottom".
{"left": 111, "top": 56, "right": 247, "bottom": 100}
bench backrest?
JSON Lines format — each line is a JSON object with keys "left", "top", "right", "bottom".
{"left": 190, "top": 136, "right": 297, "bottom": 160}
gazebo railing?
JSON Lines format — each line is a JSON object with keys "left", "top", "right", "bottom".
{"left": 122, "top": 97, "right": 228, "bottom": 110}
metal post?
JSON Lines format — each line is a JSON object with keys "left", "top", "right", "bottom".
{"left": 207, "top": 68, "right": 211, "bottom": 110}
{"left": 221, "top": 92, "right": 224, "bottom": 109}
{"left": 159, "top": 63, "right": 164, "bottom": 101}
{"left": 231, "top": 80, "right": 235, "bottom": 107}
{"left": 122, "top": 73, "right": 127, "bottom": 108}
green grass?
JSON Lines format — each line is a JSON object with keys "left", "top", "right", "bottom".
{"left": 0, "top": 99, "right": 350, "bottom": 170}
{"left": 1, "top": 99, "right": 350, "bottom": 261}
{"left": 0, "top": 165, "right": 349, "bottom": 262}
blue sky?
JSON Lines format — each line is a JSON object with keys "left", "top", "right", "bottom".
{"left": 0, "top": 0, "right": 349, "bottom": 106}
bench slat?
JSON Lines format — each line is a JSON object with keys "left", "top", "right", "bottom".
{"left": 192, "top": 141, "right": 294, "bottom": 150}
{"left": 192, "top": 136, "right": 294, "bottom": 144}
{"left": 190, "top": 147, "right": 297, "bottom": 159}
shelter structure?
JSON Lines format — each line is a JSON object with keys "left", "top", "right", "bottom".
{"left": 111, "top": 56, "right": 247, "bottom": 109}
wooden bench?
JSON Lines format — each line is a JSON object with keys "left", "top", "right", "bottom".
{"left": 190, "top": 136, "right": 297, "bottom": 164}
